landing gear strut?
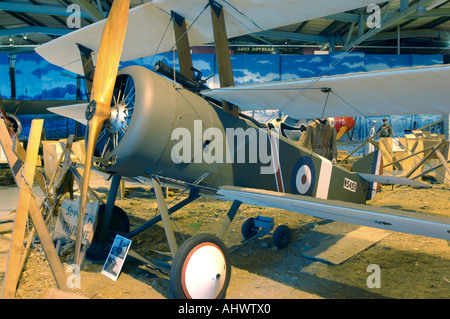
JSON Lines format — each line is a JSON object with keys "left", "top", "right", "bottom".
{"left": 150, "top": 177, "right": 231, "bottom": 299}
{"left": 94, "top": 175, "right": 234, "bottom": 299}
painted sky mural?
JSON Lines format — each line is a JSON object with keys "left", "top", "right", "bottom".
{"left": 0, "top": 51, "right": 443, "bottom": 140}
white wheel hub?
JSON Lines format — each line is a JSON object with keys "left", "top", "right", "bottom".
{"left": 182, "top": 243, "right": 227, "bottom": 299}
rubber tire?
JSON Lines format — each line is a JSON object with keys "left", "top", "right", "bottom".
{"left": 273, "top": 225, "right": 291, "bottom": 249}
{"left": 86, "top": 204, "right": 130, "bottom": 261}
{"left": 241, "top": 217, "right": 258, "bottom": 240}
{"left": 170, "top": 233, "right": 231, "bottom": 299}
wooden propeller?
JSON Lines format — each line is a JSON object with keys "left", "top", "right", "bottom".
{"left": 336, "top": 126, "right": 348, "bottom": 141}
{"left": 74, "top": 0, "right": 130, "bottom": 265}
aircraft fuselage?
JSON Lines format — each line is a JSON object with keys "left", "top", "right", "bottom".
{"left": 95, "top": 66, "right": 370, "bottom": 204}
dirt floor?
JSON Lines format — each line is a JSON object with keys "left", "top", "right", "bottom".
{"left": 0, "top": 169, "right": 442, "bottom": 299}
{"left": 3, "top": 167, "right": 448, "bottom": 300}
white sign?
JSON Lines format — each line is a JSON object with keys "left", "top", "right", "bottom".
{"left": 54, "top": 198, "right": 100, "bottom": 246}
{"left": 102, "top": 235, "right": 132, "bottom": 281}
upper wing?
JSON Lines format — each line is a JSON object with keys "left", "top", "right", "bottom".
{"left": 35, "top": 0, "right": 384, "bottom": 75}
{"left": 218, "top": 186, "right": 450, "bottom": 240}
{"left": 202, "top": 64, "right": 450, "bottom": 118}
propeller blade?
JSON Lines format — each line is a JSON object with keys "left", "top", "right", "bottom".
{"left": 74, "top": 0, "right": 130, "bottom": 266}
{"left": 336, "top": 126, "right": 348, "bottom": 141}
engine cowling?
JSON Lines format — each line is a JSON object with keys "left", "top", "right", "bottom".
{"left": 93, "top": 65, "right": 177, "bottom": 177}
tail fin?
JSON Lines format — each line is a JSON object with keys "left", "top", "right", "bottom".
{"left": 352, "top": 150, "right": 383, "bottom": 200}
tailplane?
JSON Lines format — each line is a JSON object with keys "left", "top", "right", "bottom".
{"left": 352, "top": 150, "right": 430, "bottom": 200}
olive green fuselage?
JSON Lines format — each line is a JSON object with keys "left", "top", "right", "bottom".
{"left": 96, "top": 66, "right": 369, "bottom": 204}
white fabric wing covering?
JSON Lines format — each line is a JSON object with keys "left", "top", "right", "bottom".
{"left": 218, "top": 186, "right": 450, "bottom": 240}
{"left": 202, "top": 65, "right": 450, "bottom": 118}
{"left": 35, "top": 0, "right": 384, "bottom": 75}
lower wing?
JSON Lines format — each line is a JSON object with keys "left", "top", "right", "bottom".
{"left": 218, "top": 186, "right": 450, "bottom": 240}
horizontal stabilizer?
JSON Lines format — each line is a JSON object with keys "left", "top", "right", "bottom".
{"left": 358, "top": 173, "right": 431, "bottom": 188}
{"left": 218, "top": 186, "right": 450, "bottom": 240}
{"left": 47, "top": 104, "right": 88, "bottom": 125}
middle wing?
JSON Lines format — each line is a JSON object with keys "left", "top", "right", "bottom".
{"left": 202, "top": 64, "right": 450, "bottom": 118}
{"left": 218, "top": 186, "right": 450, "bottom": 240}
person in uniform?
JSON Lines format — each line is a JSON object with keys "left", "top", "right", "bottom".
{"left": 377, "top": 118, "right": 393, "bottom": 138}
{"left": 299, "top": 118, "right": 337, "bottom": 163}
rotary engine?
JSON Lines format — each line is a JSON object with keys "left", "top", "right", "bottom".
{"left": 92, "top": 65, "right": 178, "bottom": 177}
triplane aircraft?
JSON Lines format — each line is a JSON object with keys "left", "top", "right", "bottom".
{"left": 34, "top": 0, "right": 450, "bottom": 298}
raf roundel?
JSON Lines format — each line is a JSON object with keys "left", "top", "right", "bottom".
{"left": 291, "top": 156, "right": 316, "bottom": 196}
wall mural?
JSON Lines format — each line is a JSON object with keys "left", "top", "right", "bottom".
{"left": 0, "top": 51, "right": 443, "bottom": 141}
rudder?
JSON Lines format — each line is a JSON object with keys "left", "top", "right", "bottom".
{"left": 351, "top": 150, "right": 383, "bottom": 200}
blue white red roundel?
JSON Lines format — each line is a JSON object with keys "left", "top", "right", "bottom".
{"left": 291, "top": 156, "right": 316, "bottom": 196}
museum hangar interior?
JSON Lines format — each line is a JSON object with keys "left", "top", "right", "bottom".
{"left": 0, "top": 0, "right": 449, "bottom": 300}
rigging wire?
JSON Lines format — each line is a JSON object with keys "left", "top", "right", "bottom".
{"left": 189, "top": 2, "right": 433, "bottom": 185}
{"left": 150, "top": 15, "right": 174, "bottom": 67}
{"left": 158, "top": 3, "right": 211, "bottom": 64}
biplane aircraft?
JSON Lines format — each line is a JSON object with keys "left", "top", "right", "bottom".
{"left": 33, "top": 0, "right": 450, "bottom": 299}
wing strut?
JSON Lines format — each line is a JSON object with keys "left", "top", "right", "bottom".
{"left": 172, "top": 11, "right": 195, "bottom": 81}
{"left": 76, "top": 44, "right": 96, "bottom": 99}
{"left": 209, "top": 0, "right": 239, "bottom": 118}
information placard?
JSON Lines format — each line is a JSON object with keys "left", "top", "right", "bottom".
{"left": 101, "top": 235, "right": 132, "bottom": 281}
{"left": 54, "top": 198, "right": 99, "bottom": 246}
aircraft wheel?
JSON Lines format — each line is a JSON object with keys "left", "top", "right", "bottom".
{"left": 170, "top": 233, "right": 231, "bottom": 299}
{"left": 86, "top": 204, "right": 130, "bottom": 261}
{"left": 273, "top": 225, "right": 291, "bottom": 249}
{"left": 241, "top": 217, "right": 258, "bottom": 240}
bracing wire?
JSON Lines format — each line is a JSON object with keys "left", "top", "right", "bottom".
{"left": 189, "top": 2, "right": 425, "bottom": 185}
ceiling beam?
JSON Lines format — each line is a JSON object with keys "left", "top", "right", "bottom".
{"left": 69, "top": 0, "right": 104, "bottom": 22}
{"left": 324, "top": 13, "right": 360, "bottom": 23}
{"left": 341, "top": 0, "right": 439, "bottom": 50}
{"left": 409, "top": 7, "right": 450, "bottom": 19}
{"left": 0, "top": 2, "right": 90, "bottom": 19}
{"left": 419, "top": 15, "right": 450, "bottom": 28}
{"left": 0, "top": 27, "right": 72, "bottom": 37}
{"left": 361, "top": 28, "right": 450, "bottom": 42}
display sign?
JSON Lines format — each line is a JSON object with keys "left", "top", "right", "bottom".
{"left": 54, "top": 198, "right": 100, "bottom": 246}
{"left": 101, "top": 235, "right": 132, "bottom": 281}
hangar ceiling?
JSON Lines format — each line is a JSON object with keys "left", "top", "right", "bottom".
{"left": 0, "top": 0, "right": 449, "bottom": 55}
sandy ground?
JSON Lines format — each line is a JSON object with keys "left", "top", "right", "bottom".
{"left": 4, "top": 170, "right": 449, "bottom": 300}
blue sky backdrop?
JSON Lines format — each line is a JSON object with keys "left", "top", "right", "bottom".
{"left": 0, "top": 52, "right": 443, "bottom": 140}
